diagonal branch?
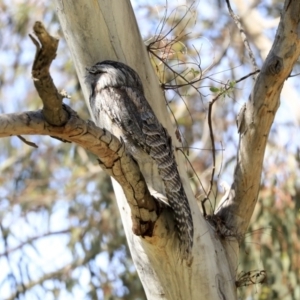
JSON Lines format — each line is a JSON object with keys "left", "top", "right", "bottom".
{"left": 225, "top": 0, "right": 258, "bottom": 71}
{"left": 216, "top": 0, "right": 300, "bottom": 235}
{"left": 1, "top": 21, "right": 159, "bottom": 239}
{"left": 0, "top": 229, "right": 71, "bottom": 258}
{"left": 4, "top": 248, "right": 97, "bottom": 300}
{"left": 202, "top": 70, "right": 260, "bottom": 217}
{"left": 0, "top": 107, "right": 158, "bottom": 237}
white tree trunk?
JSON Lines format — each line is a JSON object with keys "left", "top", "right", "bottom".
{"left": 0, "top": 0, "right": 298, "bottom": 298}
{"left": 55, "top": 1, "right": 237, "bottom": 299}
{"left": 54, "top": 0, "right": 300, "bottom": 299}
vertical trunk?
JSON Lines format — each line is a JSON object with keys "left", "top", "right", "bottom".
{"left": 55, "top": 0, "right": 237, "bottom": 298}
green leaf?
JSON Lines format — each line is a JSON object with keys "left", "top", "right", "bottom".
{"left": 210, "top": 86, "right": 220, "bottom": 93}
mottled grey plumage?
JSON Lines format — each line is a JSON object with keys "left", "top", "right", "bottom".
{"left": 86, "top": 60, "right": 193, "bottom": 256}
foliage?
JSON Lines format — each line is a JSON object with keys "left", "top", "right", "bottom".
{"left": 0, "top": 0, "right": 299, "bottom": 299}
{"left": 0, "top": 2, "right": 144, "bottom": 299}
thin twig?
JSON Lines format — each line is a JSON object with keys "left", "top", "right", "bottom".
{"left": 225, "top": 0, "right": 259, "bottom": 71}
{"left": 149, "top": 49, "right": 202, "bottom": 92}
{"left": 17, "top": 135, "right": 38, "bottom": 148}
{"left": 0, "top": 229, "right": 71, "bottom": 258}
{"left": 148, "top": 1, "right": 196, "bottom": 51}
{"left": 5, "top": 249, "right": 98, "bottom": 300}
{"left": 176, "top": 147, "right": 207, "bottom": 198}
{"left": 202, "top": 70, "right": 260, "bottom": 216}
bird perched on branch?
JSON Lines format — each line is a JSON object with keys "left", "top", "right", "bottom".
{"left": 86, "top": 60, "right": 193, "bottom": 257}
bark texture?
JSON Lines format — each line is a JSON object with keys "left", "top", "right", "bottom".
{"left": 0, "top": 108, "right": 159, "bottom": 235}
{"left": 216, "top": 0, "right": 300, "bottom": 236}
{"left": 55, "top": 0, "right": 236, "bottom": 299}
{"left": 0, "top": 0, "right": 299, "bottom": 299}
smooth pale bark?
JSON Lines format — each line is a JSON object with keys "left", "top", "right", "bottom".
{"left": 216, "top": 0, "right": 300, "bottom": 238}
{"left": 0, "top": 0, "right": 298, "bottom": 298}
{"left": 0, "top": 0, "right": 292, "bottom": 299}
{"left": 233, "top": 0, "right": 300, "bottom": 126}
{"left": 55, "top": 0, "right": 237, "bottom": 299}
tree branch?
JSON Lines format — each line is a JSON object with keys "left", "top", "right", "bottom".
{"left": 1, "top": 21, "right": 159, "bottom": 238}
{"left": 29, "top": 21, "right": 69, "bottom": 126}
{"left": 225, "top": 0, "right": 258, "bottom": 71}
{"left": 0, "top": 107, "right": 158, "bottom": 237}
{"left": 216, "top": 0, "right": 300, "bottom": 235}
{"left": 0, "top": 229, "right": 71, "bottom": 257}
{"left": 5, "top": 248, "right": 97, "bottom": 300}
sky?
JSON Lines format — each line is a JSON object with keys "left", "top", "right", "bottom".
{"left": 1, "top": 1, "right": 300, "bottom": 299}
